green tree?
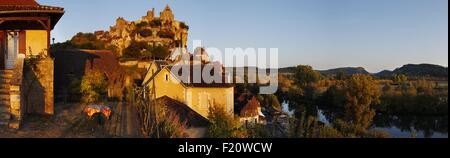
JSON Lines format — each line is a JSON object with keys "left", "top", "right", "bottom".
{"left": 288, "top": 65, "right": 321, "bottom": 118}
{"left": 123, "top": 41, "right": 148, "bottom": 59}
{"left": 149, "top": 45, "right": 170, "bottom": 59}
{"left": 207, "top": 104, "right": 248, "bottom": 138}
{"left": 80, "top": 70, "right": 108, "bottom": 103}
{"left": 149, "top": 19, "right": 162, "bottom": 27}
{"left": 293, "top": 65, "right": 321, "bottom": 87}
{"left": 157, "top": 30, "right": 175, "bottom": 39}
{"left": 133, "top": 29, "right": 153, "bottom": 38}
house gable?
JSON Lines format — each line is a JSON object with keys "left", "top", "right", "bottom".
{"left": 147, "top": 67, "right": 186, "bottom": 103}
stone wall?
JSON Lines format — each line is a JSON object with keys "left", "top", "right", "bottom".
{"left": 8, "top": 54, "right": 25, "bottom": 129}
{"left": 22, "top": 58, "right": 54, "bottom": 115}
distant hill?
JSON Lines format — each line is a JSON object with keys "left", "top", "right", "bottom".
{"left": 280, "top": 64, "right": 448, "bottom": 80}
{"left": 279, "top": 66, "right": 370, "bottom": 77}
{"left": 318, "top": 67, "right": 370, "bottom": 77}
{"left": 279, "top": 67, "right": 296, "bottom": 74}
{"left": 375, "top": 64, "right": 448, "bottom": 79}
{"left": 375, "top": 70, "right": 393, "bottom": 78}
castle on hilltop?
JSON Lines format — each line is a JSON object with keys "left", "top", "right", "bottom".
{"left": 95, "top": 5, "right": 189, "bottom": 57}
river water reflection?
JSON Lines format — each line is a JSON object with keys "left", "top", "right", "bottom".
{"left": 282, "top": 102, "right": 448, "bottom": 138}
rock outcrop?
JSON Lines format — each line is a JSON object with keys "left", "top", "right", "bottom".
{"left": 95, "top": 5, "right": 189, "bottom": 57}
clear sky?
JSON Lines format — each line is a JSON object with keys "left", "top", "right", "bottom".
{"left": 37, "top": 0, "right": 448, "bottom": 73}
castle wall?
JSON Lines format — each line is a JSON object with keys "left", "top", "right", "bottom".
{"left": 100, "top": 5, "right": 189, "bottom": 57}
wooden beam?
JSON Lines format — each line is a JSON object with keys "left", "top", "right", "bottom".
{"left": 47, "top": 17, "right": 51, "bottom": 55}
{"left": 0, "top": 17, "right": 50, "bottom": 30}
{"left": 0, "top": 17, "right": 49, "bottom": 21}
{"left": 37, "top": 20, "right": 48, "bottom": 30}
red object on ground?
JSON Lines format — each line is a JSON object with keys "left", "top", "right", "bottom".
{"left": 83, "top": 104, "right": 112, "bottom": 120}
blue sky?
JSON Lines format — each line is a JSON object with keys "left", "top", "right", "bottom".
{"left": 37, "top": 0, "right": 448, "bottom": 72}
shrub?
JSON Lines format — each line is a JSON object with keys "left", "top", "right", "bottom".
{"left": 180, "top": 22, "right": 189, "bottom": 29}
{"left": 157, "top": 30, "right": 175, "bottom": 39}
{"left": 207, "top": 104, "right": 248, "bottom": 138}
{"left": 122, "top": 41, "right": 148, "bottom": 59}
{"left": 80, "top": 70, "right": 108, "bottom": 103}
{"left": 149, "top": 19, "right": 162, "bottom": 27}
{"left": 139, "top": 29, "right": 153, "bottom": 37}
{"left": 148, "top": 45, "right": 170, "bottom": 60}
{"left": 52, "top": 32, "right": 107, "bottom": 50}
{"left": 136, "top": 22, "right": 149, "bottom": 28}
{"left": 134, "top": 88, "right": 187, "bottom": 138}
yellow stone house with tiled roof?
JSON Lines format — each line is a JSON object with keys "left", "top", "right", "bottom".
{"left": 142, "top": 59, "right": 234, "bottom": 119}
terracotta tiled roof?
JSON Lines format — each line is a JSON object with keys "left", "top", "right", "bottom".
{"left": 240, "top": 97, "right": 262, "bottom": 117}
{"left": 0, "top": 0, "right": 64, "bottom": 12}
{"left": 0, "top": 5, "right": 64, "bottom": 12}
{"left": 156, "top": 96, "right": 210, "bottom": 127}
{"left": 0, "top": 0, "right": 39, "bottom": 6}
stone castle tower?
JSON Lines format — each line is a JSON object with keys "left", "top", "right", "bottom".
{"left": 160, "top": 5, "right": 174, "bottom": 22}
{"left": 143, "top": 8, "right": 155, "bottom": 21}
{"left": 115, "top": 17, "right": 128, "bottom": 28}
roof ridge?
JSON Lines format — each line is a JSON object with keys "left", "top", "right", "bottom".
{"left": 0, "top": 0, "right": 39, "bottom": 6}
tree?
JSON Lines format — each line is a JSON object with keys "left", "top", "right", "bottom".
{"left": 136, "top": 21, "right": 149, "bottom": 28}
{"left": 288, "top": 65, "right": 321, "bottom": 118}
{"left": 52, "top": 32, "right": 108, "bottom": 50}
{"left": 149, "top": 45, "right": 170, "bottom": 59}
{"left": 157, "top": 30, "right": 175, "bottom": 39}
{"left": 342, "top": 74, "right": 381, "bottom": 129}
{"left": 267, "top": 94, "right": 282, "bottom": 110}
{"left": 149, "top": 19, "right": 162, "bottom": 27}
{"left": 123, "top": 41, "right": 148, "bottom": 59}
{"left": 207, "top": 104, "right": 248, "bottom": 138}
{"left": 180, "top": 22, "right": 189, "bottom": 30}
{"left": 393, "top": 74, "right": 408, "bottom": 84}
{"left": 293, "top": 65, "right": 321, "bottom": 87}
{"left": 141, "top": 29, "right": 153, "bottom": 37}
{"left": 80, "top": 70, "right": 108, "bottom": 103}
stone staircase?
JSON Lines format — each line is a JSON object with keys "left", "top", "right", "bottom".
{"left": 0, "top": 70, "right": 12, "bottom": 127}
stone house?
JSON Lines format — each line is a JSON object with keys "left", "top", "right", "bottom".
{"left": 142, "top": 59, "right": 234, "bottom": 119}
{"left": 0, "top": 0, "right": 64, "bottom": 129}
{"left": 240, "top": 97, "right": 266, "bottom": 126}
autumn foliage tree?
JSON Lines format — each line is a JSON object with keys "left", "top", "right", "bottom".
{"left": 80, "top": 70, "right": 108, "bottom": 103}
{"left": 341, "top": 74, "right": 381, "bottom": 130}
{"left": 207, "top": 105, "right": 248, "bottom": 138}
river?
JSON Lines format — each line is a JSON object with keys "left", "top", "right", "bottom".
{"left": 282, "top": 102, "right": 448, "bottom": 138}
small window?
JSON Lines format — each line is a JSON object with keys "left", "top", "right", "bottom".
{"left": 165, "top": 74, "right": 169, "bottom": 81}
